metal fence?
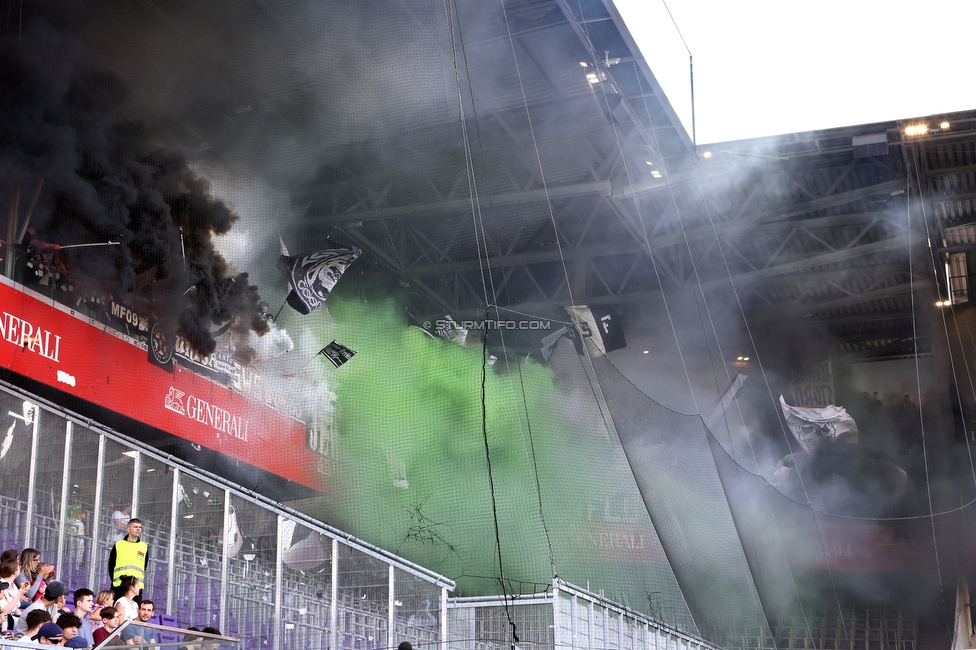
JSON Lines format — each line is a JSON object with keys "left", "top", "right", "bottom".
{"left": 0, "top": 383, "right": 453, "bottom": 650}
{"left": 448, "top": 580, "right": 721, "bottom": 650}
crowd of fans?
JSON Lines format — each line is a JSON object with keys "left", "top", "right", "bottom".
{"left": 0, "top": 540, "right": 221, "bottom": 646}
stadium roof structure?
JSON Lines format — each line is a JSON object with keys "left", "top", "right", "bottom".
{"left": 83, "top": 0, "right": 976, "bottom": 362}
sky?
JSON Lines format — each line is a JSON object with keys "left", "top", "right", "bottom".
{"left": 612, "top": 0, "right": 976, "bottom": 144}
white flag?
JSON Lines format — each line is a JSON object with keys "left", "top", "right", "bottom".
{"left": 779, "top": 395, "right": 858, "bottom": 453}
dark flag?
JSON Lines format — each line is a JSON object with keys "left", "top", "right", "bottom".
{"left": 319, "top": 340, "right": 357, "bottom": 368}
{"left": 277, "top": 245, "right": 361, "bottom": 315}
{"left": 147, "top": 318, "right": 175, "bottom": 372}
{"left": 565, "top": 305, "right": 626, "bottom": 354}
{"left": 589, "top": 305, "right": 626, "bottom": 352}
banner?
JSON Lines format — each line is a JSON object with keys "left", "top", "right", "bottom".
{"left": 0, "top": 277, "right": 328, "bottom": 493}
{"left": 788, "top": 360, "right": 834, "bottom": 407}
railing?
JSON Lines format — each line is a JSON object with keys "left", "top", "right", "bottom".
{"left": 0, "top": 382, "right": 454, "bottom": 650}
{"left": 447, "top": 579, "right": 721, "bottom": 650}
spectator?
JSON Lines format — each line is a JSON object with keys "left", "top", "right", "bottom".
{"left": 200, "top": 627, "right": 221, "bottom": 650}
{"left": 0, "top": 550, "right": 18, "bottom": 564}
{"left": 31, "top": 621, "right": 63, "bottom": 645}
{"left": 15, "top": 548, "right": 55, "bottom": 606}
{"left": 398, "top": 643, "right": 413, "bottom": 650}
{"left": 93, "top": 607, "right": 124, "bottom": 646}
{"left": 0, "top": 556, "right": 30, "bottom": 617}
{"left": 90, "top": 590, "right": 115, "bottom": 631}
{"left": 177, "top": 627, "right": 202, "bottom": 650}
{"left": 110, "top": 506, "right": 131, "bottom": 539}
{"left": 65, "top": 506, "right": 87, "bottom": 570}
{"left": 120, "top": 600, "right": 156, "bottom": 645}
{"left": 114, "top": 575, "right": 139, "bottom": 622}
{"left": 21, "top": 610, "right": 52, "bottom": 641}
{"left": 15, "top": 581, "right": 68, "bottom": 636}
{"left": 57, "top": 613, "right": 82, "bottom": 644}
{"left": 898, "top": 394, "right": 918, "bottom": 417}
{"left": 73, "top": 588, "right": 95, "bottom": 646}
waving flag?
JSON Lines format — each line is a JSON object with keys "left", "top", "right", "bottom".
{"left": 319, "top": 340, "right": 357, "bottom": 368}
{"left": 779, "top": 395, "right": 858, "bottom": 453}
{"left": 565, "top": 304, "right": 626, "bottom": 354}
{"left": 277, "top": 244, "right": 361, "bottom": 314}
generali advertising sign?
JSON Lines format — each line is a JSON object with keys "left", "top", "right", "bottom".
{"left": 0, "top": 278, "right": 326, "bottom": 493}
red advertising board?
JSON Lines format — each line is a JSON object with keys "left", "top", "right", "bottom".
{"left": 0, "top": 279, "right": 327, "bottom": 493}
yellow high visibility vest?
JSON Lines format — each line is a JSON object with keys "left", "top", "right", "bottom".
{"left": 111, "top": 539, "right": 147, "bottom": 587}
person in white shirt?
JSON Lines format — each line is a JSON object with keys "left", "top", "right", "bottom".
{"left": 114, "top": 575, "right": 139, "bottom": 622}
{"left": 0, "top": 557, "right": 30, "bottom": 618}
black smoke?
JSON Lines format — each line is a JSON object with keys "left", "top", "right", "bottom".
{"left": 0, "top": 1, "right": 267, "bottom": 358}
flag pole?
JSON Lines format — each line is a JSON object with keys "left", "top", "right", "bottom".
{"left": 59, "top": 241, "right": 121, "bottom": 249}
{"left": 273, "top": 298, "right": 287, "bottom": 322}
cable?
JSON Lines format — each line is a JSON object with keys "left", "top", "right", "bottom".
{"left": 903, "top": 141, "right": 949, "bottom": 632}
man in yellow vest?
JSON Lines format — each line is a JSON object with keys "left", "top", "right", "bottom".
{"left": 108, "top": 518, "right": 148, "bottom": 601}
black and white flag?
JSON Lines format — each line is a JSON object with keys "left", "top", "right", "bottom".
{"left": 319, "top": 340, "right": 357, "bottom": 367}
{"left": 565, "top": 305, "right": 626, "bottom": 354}
{"left": 277, "top": 245, "right": 361, "bottom": 315}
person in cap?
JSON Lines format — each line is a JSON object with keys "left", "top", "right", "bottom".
{"left": 15, "top": 580, "right": 68, "bottom": 636}
{"left": 32, "top": 622, "right": 63, "bottom": 645}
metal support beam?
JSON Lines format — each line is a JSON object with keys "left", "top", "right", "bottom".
{"left": 699, "top": 235, "right": 909, "bottom": 291}
{"left": 401, "top": 183, "right": 907, "bottom": 277}
{"left": 306, "top": 181, "right": 611, "bottom": 224}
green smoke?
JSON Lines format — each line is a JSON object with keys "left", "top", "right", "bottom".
{"left": 300, "top": 288, "right": 691, "bottom": 627}
{"left": 310, "top": 295, "right": 555, "bottom": 590}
